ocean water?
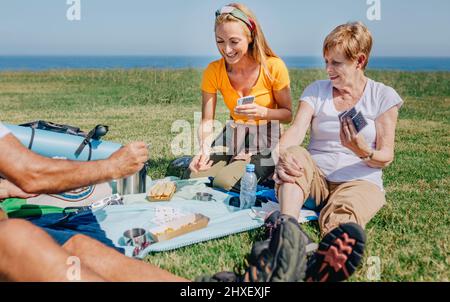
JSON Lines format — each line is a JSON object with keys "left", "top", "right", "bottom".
{"left": 0, "top": 55, "right": 449, "bottom": 72}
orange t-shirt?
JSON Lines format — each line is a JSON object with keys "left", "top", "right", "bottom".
{"left": 201, "top": 56, "right": 290, "bottom": 123}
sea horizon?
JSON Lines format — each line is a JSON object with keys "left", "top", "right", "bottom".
{"left": 1, "top": 55, "right": 450, "bottom": 72}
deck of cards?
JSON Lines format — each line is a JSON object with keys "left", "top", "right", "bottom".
{"left": 237, "top": 95, "right": 255, "bottom": 106}
{"left": 338, "top": 107, "right": 368, "bottom": 133}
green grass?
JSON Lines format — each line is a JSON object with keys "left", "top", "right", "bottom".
{"left": 0, "top": 68, "right": 448, "bottom": 281}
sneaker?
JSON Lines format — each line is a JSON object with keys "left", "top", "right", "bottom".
{"left": 305, "top": 222, "right": 366, "bottom": 282}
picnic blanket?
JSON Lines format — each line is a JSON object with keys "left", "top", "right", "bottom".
{"left": 95, "top": 177, "right": 318, "bottom": 258}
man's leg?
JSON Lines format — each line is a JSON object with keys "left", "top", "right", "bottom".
{"left": 0, "top": 219, "right": 103, "bottom": 281}
{"left": 62, "top": 234, "right": 188, "bottom": 282}
{"left": 306, "top": 180, "right": 386, "bottom": 282}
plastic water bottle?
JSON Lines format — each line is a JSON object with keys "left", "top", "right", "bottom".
{"left": 240, "top": 164, "right": 257, "bottom": 209}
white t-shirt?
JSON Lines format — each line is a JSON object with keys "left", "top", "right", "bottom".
{"left": 0, "top": 122, "right": 11, "bottom": 139}
{"left": 300, "top": 79, "right": 403, "bottom": 191}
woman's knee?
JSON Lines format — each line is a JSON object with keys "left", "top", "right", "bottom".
{"left": 212, "top": 160, "right": 247, "bottom": 191}
{"left": 213, "top": 173, "right": 240, "bottom": 191}
{"left": 285, "top": 146, "right": 311, "bottom": 163}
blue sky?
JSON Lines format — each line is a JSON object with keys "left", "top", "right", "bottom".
{"left": 1, "top": 0, "right": 449, "bottom": 56}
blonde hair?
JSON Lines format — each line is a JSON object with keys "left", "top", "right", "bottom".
{"left": 323, "top": 22, "right": 373, "bottom": 69}
{"left": 215, "top": 3, "right": 277, "bottom": 79}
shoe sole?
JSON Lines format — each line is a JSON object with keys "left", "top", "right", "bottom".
{"left": 305, "top": 222, "right": 366, "bottom": 282}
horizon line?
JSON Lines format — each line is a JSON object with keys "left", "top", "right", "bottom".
{"left": 1, "top": 54, "right": 450, "bottom": 59}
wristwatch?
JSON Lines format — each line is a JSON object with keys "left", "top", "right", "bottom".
{"left": 360, "top": 150, "right": 374, "bottom": 161}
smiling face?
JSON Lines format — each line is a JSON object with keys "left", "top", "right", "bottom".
{"left": 324, "top": 47, "right": 365, "bottom": 89}
{"left": 215, "top": 21, "right": 251, "bottom": 65}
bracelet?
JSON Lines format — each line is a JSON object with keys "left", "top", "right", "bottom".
{"left": 360, "top": 150, "right": 374, "bottom": 161}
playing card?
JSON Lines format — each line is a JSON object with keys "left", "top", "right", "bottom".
{"left": 351, "top": 111, "right": 368, "bottom": 133}
{"left": 338, "top": 110, "right": 347, "bottom": 121}
{"left": 237, "top": 95, "right": 255, "bottom": 106}
{"left": 338, "top": 107, "right": 357, "bottom": 122}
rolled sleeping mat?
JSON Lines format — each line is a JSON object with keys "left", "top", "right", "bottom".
{"left": 5, "top": 124, "right": 122, "bottom": 161}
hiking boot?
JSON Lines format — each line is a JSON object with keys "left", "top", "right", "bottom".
{"left": 264, "top": 210, "right": 318, "bottom": 257}
{"left": 196, "top": 214, "right": 307, "bottom": 282}
{"left": 305, "top": 222, "right": 366, "bottom": 282}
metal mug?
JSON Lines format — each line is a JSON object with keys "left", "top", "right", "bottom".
{"left": 195, "top": 192, "right": 215, "bottom": 202}
{"left": 123, "top": 228, "right": 149, "bottom": 247}
{"left": 114, "top": 164, "right": 148, "bottom": 195}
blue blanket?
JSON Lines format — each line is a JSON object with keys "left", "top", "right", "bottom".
{"left": 92, "top": 178, "right": 318, "bottom": 258}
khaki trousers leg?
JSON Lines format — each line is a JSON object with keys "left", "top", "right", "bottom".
{"left": 182, "top": 154, "right": 231, "bottom": 179}
{"left": 319, "top": 180, "right": 386, "bottom": 237}
{"left": 278, "top": 146, "right": 386, "bottom": 237}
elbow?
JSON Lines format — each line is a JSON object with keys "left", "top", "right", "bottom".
{"left": 282, "top": 109, "right": 293, "bottom": 123}
{"left": 367, "top": 154, "right": 395, "bottom": 169}
{"left": 383, "top": 158, "right": 395, "bottom": 168}
{"left": 285, "top": 114, "right": 293, "bottom": 124}
{"left": 383, "top": 152, "right": 395, "bottom": 168}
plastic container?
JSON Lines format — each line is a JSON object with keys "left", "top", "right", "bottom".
{"left": 239, "top": 164, "right": 257, "bottom": 209}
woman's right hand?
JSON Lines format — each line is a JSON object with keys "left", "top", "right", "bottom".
{"left": 189, "top": 153, "right": 214, "bottom": 173}
{"left": 273, "top": 149, "right": 303, "bottom": 184}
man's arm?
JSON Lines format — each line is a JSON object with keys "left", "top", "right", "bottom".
{"left": 0, "top": 134, "right": 148, "bottom": 194}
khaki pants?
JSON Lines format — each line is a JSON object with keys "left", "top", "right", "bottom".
{"left": 277, "top": 146, "right": 386, "bottom": 237}
{"left": 184, "top": 122, "right": 277, "bottom": 192}
{"left": 183, "top": 153, "right": 274, "bottom": 192}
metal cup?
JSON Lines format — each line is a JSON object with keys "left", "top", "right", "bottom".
{"left": 115, "top": 164, "right": 148, "bottom": 195}
{"left": 195, "top": 192, "right": 214, "bottom": 201}
{"left": 123, "top": 228, "right": 149, "bottom": 247}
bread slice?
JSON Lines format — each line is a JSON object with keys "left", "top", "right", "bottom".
{"left": 147, "top": 181, "right": 176, "bottom": 202}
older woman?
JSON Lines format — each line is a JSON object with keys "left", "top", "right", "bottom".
{"left": 271, "top": 22, "right": 403, "bottom": 282}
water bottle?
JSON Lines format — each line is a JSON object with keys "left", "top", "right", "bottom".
{"left": 240, "top": 164, "right": 257, "bottom": 209}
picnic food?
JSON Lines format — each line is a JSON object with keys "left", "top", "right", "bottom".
{"left": 149, "top": 213, "right": 210, "bottom": 242}
{"left": 147, "top": 181, "right": 177, "bottom": 201}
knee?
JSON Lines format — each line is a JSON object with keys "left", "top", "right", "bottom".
{"left": 63, "top": 234, "right": 95, "bottom": 255}
{"left": 285, "top": 146, "right": 309, "bottom": 160}
{"left": 213, "top": 173, "right": 239, "bottom": 191}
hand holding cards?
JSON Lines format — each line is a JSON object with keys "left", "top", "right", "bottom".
{"left": 338, "top": 107, "right": 368, "bottom": 133}
{"left": 237, "top": 95, "right": 255, "bottom": 106}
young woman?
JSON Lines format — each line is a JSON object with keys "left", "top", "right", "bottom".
{"left": 185, "top": 3, "right": 293, "bottom": 192}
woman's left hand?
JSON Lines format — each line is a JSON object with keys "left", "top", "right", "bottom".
{"left": 340, "top": 117, "right": 372, "bottom": 158}
{"left": 234, "top": 103, "right": 268, "bottom": 119}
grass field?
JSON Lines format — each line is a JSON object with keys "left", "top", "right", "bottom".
{"left": 0, "top": 68, "right": 448, "bottom": 281}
